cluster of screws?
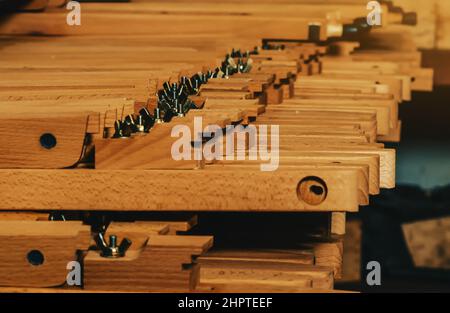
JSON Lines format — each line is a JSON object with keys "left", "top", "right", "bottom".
{"left": 112, "top": 108, "right": 156, "bottom": 138}
{"left": 111, "top": 47, "right": 261, "bottom": 138}
{"left": 219, "top": 48, "right": 254, "bottom": 77}
{"left": 157, "top": 81, "right": 197, "bottom": 121}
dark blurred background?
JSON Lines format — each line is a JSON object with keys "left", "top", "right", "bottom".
{"left": 336, "top": 51, "right": 450, "bottom": 292}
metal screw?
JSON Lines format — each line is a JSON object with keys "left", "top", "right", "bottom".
{"left": 97, "top": 233, "right": 132, "bottom": 258}
{"left": 109, "top": 235, "right": 117, "bottom": 248}
{"left": 49, "top": 212, "right": 66, "bottom": 221}
{"left": 135, "top": 115, "right": 145, "bottom": 132}
{"left": 177, "top": 101, "right": 184, "bottom": 117}
{"left": 154, "top": 107, "right": 163, "bottom": 123}
{"left": 112, "top": 120, "right": 130, "bottom": 138}
{"left": 138, "top": 107, "right": 155, "bottom": 131}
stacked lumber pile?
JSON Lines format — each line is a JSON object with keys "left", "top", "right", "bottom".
{"left": 0, "top": 0, "right": 432, "bottom": 292}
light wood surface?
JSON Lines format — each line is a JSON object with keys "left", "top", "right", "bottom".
{"left": 0, "top": 0, "right": 434, "bottom": 293}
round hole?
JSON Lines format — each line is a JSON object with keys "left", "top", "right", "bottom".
{"left": 297, "top": 176, "right": 328, "bottom": 205}
{"left": 27, "top": 250, "right": 45, "bottom": 266}
{"left": 310, "top": 185, "right": 324, "bottom": 196}
{"left": 40, "top": 133, "right": 57, "bottom": 149}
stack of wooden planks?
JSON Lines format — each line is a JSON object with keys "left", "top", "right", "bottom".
{"left": 0, "top": 0, "right": 433, "bottom": 292}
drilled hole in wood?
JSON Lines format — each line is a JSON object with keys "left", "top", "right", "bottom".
{"left": 297, "top": 176, "right": 328, "bottom": 205}
{"left": 310, "top": 185, "right": 324, "bottom": 195}
{"left": 40, "top": 133, "right": 57, "bottom": 149}
{"left": 27, "top": 250, "right": 45, "bottom": 266}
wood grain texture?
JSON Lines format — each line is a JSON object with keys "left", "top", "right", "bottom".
{"left": 341, "top": 219, "right": 362, "bottom": 282}
{"left": 0, "top": 114, "right": 88, "bottom": 168}
{"left": 311, "top": 240, "right": 343, "bottom": 279}
{"left": 0, "top": 167, "right": 362, "bottom": 212}
{"left": 330, "top": 212, "right": 346, "bottom": 236}
{"left": 0, "top": 12, "right": 322, "bottom": 40}
{"left": 0, "top": 221, "right": 90, "bottom": 287}
{"left": 84, "top": 234, "right": 213, "bottom": 291}
{"left": 0, "top": 0, "right": 431, "bottom": 293}
{"left": 402, "top": 217, "right": 450, "bottom": 270}
{"left": 198, "top": 250, "right": 334, "bottom": 291}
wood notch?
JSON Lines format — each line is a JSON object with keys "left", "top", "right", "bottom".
{"left": 0, "top": 114, "right": 89, "bottom": 169}
{"left": 83, "top": 234, "right": 213, "bottom": 291}
{"left": 0, "top": 221, "right": 91, "bottom": 287}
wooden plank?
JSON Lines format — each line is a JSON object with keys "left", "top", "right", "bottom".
{"left": 0, "top": 168, "right": 363, "bottom": 212}
{"left": 84, "top": 234, "right": 213, "bottom": 291}
{"left": 0, "top": 114, "right": 88, "bottom": 169}
{"left": 402, "top": 217, "right": 450, "bottom": 270}
{"left": 0, "top": 12, "right": 322, "bottom": 40}
{"left": 340, "top": 219, "right": 362, "bottom": 282}
{"left": 0, "top": 221, "right": 90, "bottom": 287}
